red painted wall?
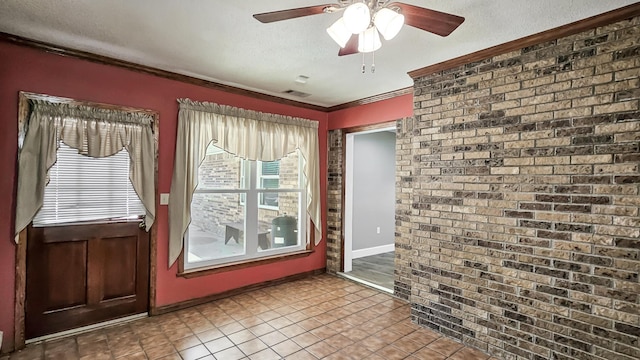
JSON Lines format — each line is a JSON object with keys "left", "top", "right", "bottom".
{"left": 0, "top": 40, "right": 328, "bottom": 351}
{"left": 328, "top": 93, "right": 413, "bottom": 129}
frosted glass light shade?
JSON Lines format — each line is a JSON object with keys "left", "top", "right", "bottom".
{"left": 373, "top": 8, "right": 404, "bottom": 40}
{"left": 327, "top": 18, "right": 351, "bottom": 48}
{"left": 358, "top": 27, "right": 381, "bottom": 53}
{"left": 343, "top": 2, "right": 371, "bottom": 34}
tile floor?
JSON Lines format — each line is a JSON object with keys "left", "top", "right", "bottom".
{"left": 4, "top": 275, "right": 496, "bottom": 360}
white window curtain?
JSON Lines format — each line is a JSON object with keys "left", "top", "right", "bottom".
{"left": 15, "top": 99, "right": 156, "bottom": 238}
{"left": 168, "top": 99, "right": 322, "bottom": 267}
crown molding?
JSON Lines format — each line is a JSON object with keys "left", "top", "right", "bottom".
{"left": 0, "top": 32, "right": 329, "bottom": 112}
{"left": 1, "top": 31, "right": 411, "bottom": 113}
{"left": 408, "top": 3, "right": 640, "bottom": 79}
{"left": 326, "top": 87, "right": 413, "bottom": 112}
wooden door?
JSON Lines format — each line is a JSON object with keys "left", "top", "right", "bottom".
{"left": 25, "top": 221, "right": 149, "bottom": 339}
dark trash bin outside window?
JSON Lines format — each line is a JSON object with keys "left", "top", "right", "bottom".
{"left": 271, "top": 215, "right": 297, "bottom": 247}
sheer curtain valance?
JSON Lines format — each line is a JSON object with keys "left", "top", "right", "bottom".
{"left": 15, "top": 99, "right": 156, "bottom": 238}
{"left": 168, "top": 99, "right": 322, "bottom": 266}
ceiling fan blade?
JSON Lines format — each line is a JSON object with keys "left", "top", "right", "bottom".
{"left": 253, "top": 4, "right": 337, "bottom": 23}
{"left": 338, "top": 34, "right": 359, "bottom": 56}
{"left": 390, "top": 2, "right": 465, "bottom": 37}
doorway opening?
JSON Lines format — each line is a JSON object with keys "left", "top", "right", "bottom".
{"left": 341, "top": 126, "right": 396, "bottom": 292}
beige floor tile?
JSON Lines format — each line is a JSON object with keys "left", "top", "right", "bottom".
{"left": 155, "top": 354, "right": 180, "bottom": 360}
{"left": 258, "top": 331, "right": 288, "bottom": 347}
{"left": 237, "top": 339, "right": 268, "bottom": 356}
{"left": 390, "top": 336, "right": 425, "bottom": 354}
{"left": 218, "top": 322, "right": 244, "bottom": 336}
{"left": 308, "top": 325, "right": 338, "bottom": 341}
{"left": 448, "top": 347, "right": 491, "bottom": 360}
{"left": 178, "top": 344, "right": 210, "bottom": 360}
{"left": 278, "top": 324, "right": 306, "bottom": 339}
{"left": 322, "top": 352, "right": 354, "bottom": 360}
{"left": 291, "top": 333, "right": 321, "bottom": 348}
{"left": 213, "top": 346, "right": 245, "bottom": 360}
{"left": 228, "top": 329, "right": 256, "bottom": 345}
{"left": 196, "top": 328, "right": 224, "bottom": 343}
{"left": 112, "top": 343, "right": 144, "bottom": 358}
{"left": 203, "top": 337, "right": 234, "bottom": 354}
{"left": 340, "top": 343, "right": 372, "bottom": 359}
{"left": 411, "top": 347, "right": 448, "bottom": 360}
{"left": 297, "top": 318, "right": 323, "bottom": 332}
{"left": 237, "top": 316, "right": 264, "bottom": 329}
{"left": 11, "top": 275, "right": 493, "bottom": 360}
{"left": 284, "top": 350, "right": 318, "bottom": 360}
{"left": 143, "top": 343, "right": 177, "bottom": 360}
{"left": 77, "top": 339, "right": 109, "bottom": 357}
{"left": 271, "top": 339, "right": 302, "bottom": 357}
{"left": 172, "top": 335, "right": 202, "bottom": 351}
{"left": 164, "top": 326, "right": 194, "bottom": 342}
{"left": 79, "top": 351, "right": 111, "bottom": 360}
{"left": 378, "top": 344, "right": 409, "bottom": 359}
{"left": 44, "top": 351, "right": 79, "bottom": 360}
{"left": 325, "top": 334, "right": 354, "bottom": 349}
{"left": 247, "top": 323, "right": 276, "bottom": 337}
{"left": 426, "top": 337, "right": 465, "bottom": 357}
{"left": 305, "top": 340, "right": 338, "bottom": 358}
{"left": 248, "top": 348, "right": 281, "bottom": 360}
{"left": 357, "top": 335, "right": 387, "bottom": 352}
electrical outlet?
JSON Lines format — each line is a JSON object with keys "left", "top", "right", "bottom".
{"left": 160, "top": 193, "right": 170, "bottom": 205}
{"left": 376, "top": 227, "right": 380, "bottom": 234}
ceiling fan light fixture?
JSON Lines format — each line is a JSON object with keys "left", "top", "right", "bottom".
{"left": 358, "top": 26, "right": 381, "bottom": 53}
{"left": 327, "top": 18, "right": 351, "bottom": 48}
{"left": 373, "top": 8, "right": 405, "bottom": 40}
{"left": 343, "top": 2, "right": 371, "bottom": 34}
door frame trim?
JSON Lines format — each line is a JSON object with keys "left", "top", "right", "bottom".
{"left": 343, "top": 125, "right": 397, "bottom": 273}
{"left": 338, "top": 121, "right": 396, "bottom": 274}
{"left": 13, "top": 92, "right": 160, "bottom": 350}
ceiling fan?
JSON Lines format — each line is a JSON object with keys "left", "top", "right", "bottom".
{"left": 253, "top": 0, "right": 465, "bottom": 56}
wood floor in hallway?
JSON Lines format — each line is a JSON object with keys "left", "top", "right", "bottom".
{"left": 349, "top": 252, "right": 395, "bottom": 291}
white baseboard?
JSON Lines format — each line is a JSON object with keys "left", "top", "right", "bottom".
{"left": 26, "top": 313, "right": 148, "bottom": 344}
{"left": 352, "top": 244, "right": 395, "bottom": 259}
{"left": 337, "top": 272, "right": 393, "bottom": 294}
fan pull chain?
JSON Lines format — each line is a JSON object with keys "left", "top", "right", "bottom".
{"left": 361, "top": 52, "right": 376, "bottom": 74}
{"left": 371, "top": 51, "right": 375, "bottom": 73}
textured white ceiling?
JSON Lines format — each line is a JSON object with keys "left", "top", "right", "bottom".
{"left": 0, "top": 0, "right": 636, "bottom": 107}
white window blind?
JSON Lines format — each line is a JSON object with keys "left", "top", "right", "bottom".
{"left": 32, "top": 143, "right": 145, "bottom": 227}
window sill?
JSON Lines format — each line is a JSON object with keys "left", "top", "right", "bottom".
{"left": 177, "top": 249, "right": 315, "bottom": 279}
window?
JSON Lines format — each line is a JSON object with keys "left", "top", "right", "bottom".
{"left": 184, "top": 144, "right": 306, "bottom": 270}
{"left": 241, "top": 160, "right": 281, "bottom": 209}
{"left": 33, "top": 143, "right": 145, "bottom": 226}
{"left": 167, "top": 99, "right": 321, "bottom": 268}
{"left": 258, "top": 161, "right": 280, "bottom": 209}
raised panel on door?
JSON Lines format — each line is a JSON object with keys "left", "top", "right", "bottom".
{"left": 43, "top": 241, "right": 88, "bottom": 311}
{"left": 25, "top": 221, "right": 149, "bottom": 339}
{"left": 98, "top": 235, "right": 137, "bottom": 301}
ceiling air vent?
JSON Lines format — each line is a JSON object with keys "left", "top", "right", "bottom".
{"left": 282, "top": 89, "right": 311, "bottom": 98}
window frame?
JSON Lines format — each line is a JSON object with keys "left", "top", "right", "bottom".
{"left": 181, "top": 149, "right": 311, "bottom": 274}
